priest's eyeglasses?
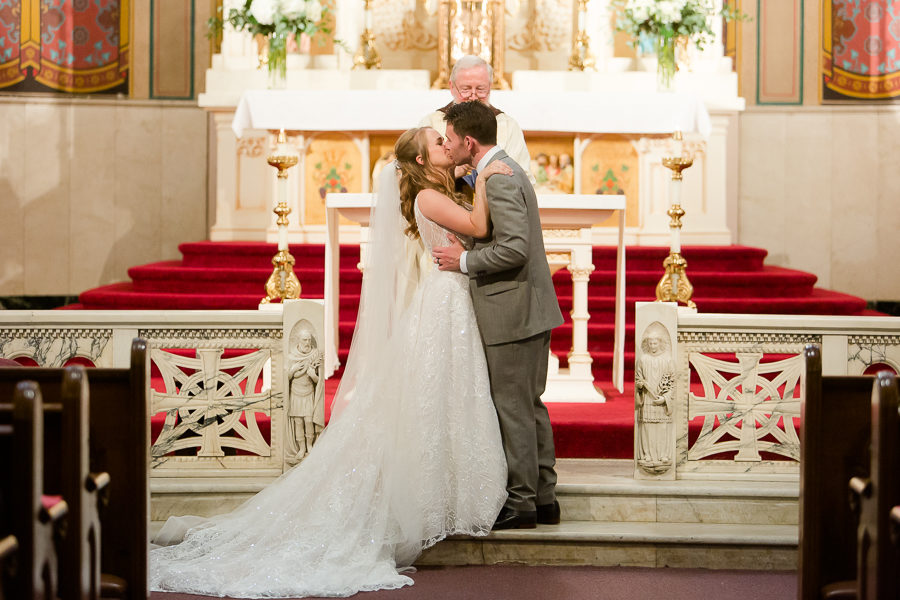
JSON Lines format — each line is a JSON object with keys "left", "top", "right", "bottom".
{"left": 453, "top": 83, "right": 490, "bottom": 99}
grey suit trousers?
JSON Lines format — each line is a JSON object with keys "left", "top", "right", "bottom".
{"left": 483, "top": 330, "right": 557, "bottom": 512}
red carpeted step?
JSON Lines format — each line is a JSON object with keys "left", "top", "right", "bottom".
{"left": 590, "top": 245, "right": 769, "bottom": 272}
{"left": 555, "top": 289, "right": 867, "bottom": 317}
{"left": 128, "top": 261, "right": 361, "bottom": 296}
{"left": 553, "top": 266, "right": 818, "bottom": 298}
{"left": 179, "top": 241, "right": 360, "bottom": 269}
{"left": 79, "top": 282, "right": 266, "bottom": 310}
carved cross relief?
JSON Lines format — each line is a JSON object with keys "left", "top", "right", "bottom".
{"left": 151, "top": 348, "right": 273, "bottom": 460}
{"left": 687, "top": 351, "right": 802, "bottom": 463}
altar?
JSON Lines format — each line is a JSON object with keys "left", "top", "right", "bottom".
{"left": 201, "top": 42, "right": 744, "bottom": 249}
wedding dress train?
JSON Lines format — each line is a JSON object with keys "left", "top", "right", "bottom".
{"left": 149, "top": 201, "right": 507, "bottom": 598}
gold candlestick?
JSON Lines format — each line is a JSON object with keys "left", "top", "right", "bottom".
{"left": 353, "top": 0, "right": 382, "bottom": 70}
{"left": 568, "top": 0, "right": 595, "bottom": 71}
{"left": 261, "top": 129, "right": 302, "bottom": 304}
{"left": 655, "top": 131, "right": 696, "bottom": 309}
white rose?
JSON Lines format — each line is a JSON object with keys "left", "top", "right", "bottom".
{"left": 281, "top": 0, "right": 307, "bottom": 19}
{"left": 305, "top": 0, "right": 323, "bottom": 22}
{"left": 631, "top": 6, "right": 650, "bottom": 23}
{"left": 657, "top": 1, "right": 682, "bottom": 23}
{"left": 249, "top": 0, "right": 278, "bottom": 25}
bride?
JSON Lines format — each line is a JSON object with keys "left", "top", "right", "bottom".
{"left": 149, "top": 126, "right": 514, "bottom": 598}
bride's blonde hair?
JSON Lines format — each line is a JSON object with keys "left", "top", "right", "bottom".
{"left": 394, "top": 127, "right": 463, "bottom": 239}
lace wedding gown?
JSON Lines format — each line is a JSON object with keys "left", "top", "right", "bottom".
{"left": 149, "top": 201, "right": 507, "bottom": 598}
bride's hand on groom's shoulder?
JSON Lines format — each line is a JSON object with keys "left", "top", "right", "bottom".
{"left": 480, "top": 162, "right": 513, "bottom": 181}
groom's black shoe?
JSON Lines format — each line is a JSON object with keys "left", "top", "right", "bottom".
{"left": 492, "top": 507, "right": 537, "bottom": 530}
{"left": 536, "top": 500, "right": 561, "bottom": 525}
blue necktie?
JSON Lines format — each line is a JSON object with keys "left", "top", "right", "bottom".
{"left": 461, "top": 169, "right": 478, "bottom": 188}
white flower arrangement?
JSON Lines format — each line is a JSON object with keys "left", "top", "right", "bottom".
{"left": 211, "top": 0, "right": 327, "bottom": 46}
{"left": 614, "top": 0, "right": 742, "bottom": 50}
{"left": 209, "top": 0, "right": 329, "bottom": 82}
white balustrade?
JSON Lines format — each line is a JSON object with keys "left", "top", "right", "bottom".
{"left": 633, "top": 303, "right": 900, "bottom": 481}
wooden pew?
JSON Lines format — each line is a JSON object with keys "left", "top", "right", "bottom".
{"left": 0, "top": 339, "right": 149, "bottom": 600}
{"left": 0, "top": 381, "right": 67, "bottom": 600}
{"left": 850, "top": 372, "right": 900, "bottom": 600}
{"left": 0, "top": 534, "right": 18, "bottom": 600}
{"left": 798, "top": 344, "right": 874, "bottom": 600}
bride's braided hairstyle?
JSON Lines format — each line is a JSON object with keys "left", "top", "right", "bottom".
{"left": 394, "top": 127, "right": 465, "bottom": 239}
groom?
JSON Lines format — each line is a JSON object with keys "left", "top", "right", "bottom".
{"left": 433, "top": 100, "right": 565, "bottom": 530}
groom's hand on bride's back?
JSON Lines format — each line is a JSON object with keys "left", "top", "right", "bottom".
{"left": 432, "top": 234, "right": 464, "bottom": 271}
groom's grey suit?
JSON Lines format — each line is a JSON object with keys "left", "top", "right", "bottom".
{"left": 465, "top": 149, "right": 564, "bottom": 512}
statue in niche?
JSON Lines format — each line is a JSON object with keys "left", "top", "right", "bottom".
{"left": 287, "top": 320, "right": 325, "bottom": 461}
{"left": 635, "top": 321, "right": 675, "bottom": 474}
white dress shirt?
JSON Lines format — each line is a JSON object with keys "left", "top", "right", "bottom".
{"left": 460, "top": 145, "right": 502, "bottom": 274}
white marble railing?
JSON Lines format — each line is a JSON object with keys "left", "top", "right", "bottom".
{"left": 0, "top": 303, "right": 325, "bottom": 489}
{"left": 634, "top": 303, "right": 900, "bottom": 481}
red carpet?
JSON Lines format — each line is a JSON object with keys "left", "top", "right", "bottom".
{"left": 75, "top": 241, "right": 873, "bottom": 459}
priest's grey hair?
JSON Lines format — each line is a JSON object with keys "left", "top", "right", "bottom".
{"left": 450, "top": 55, "right": 493, "bottom": 84}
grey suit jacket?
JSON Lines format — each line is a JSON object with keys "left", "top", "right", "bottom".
{"left": 465, "top": 150, "right": 564, "bottom": 346}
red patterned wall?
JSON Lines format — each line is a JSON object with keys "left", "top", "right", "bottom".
{"left": 824, "top": 0, "right": 900, "bottom": 100}
{"left": 0, "top": 0, "right": 128, "bottom": 93}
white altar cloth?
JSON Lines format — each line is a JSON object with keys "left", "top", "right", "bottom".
{"left": 232, "top": 90, "right": 712, "bottom": 138}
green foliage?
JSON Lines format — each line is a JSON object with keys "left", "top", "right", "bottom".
{"left": 612, "top": 0, "right": 748, "bottom": 49}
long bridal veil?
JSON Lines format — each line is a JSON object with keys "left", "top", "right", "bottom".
{"left": 329, "top": 161, "right": 420, "bottom": 418}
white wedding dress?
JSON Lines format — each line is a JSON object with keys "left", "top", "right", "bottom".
{"left": 149, "top": 199, "right": 507, "bottom": 598}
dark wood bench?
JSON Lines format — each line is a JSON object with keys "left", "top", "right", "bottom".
{"left": 0, "top": 381, "right": 67, "bottom": 600}
{"left": 0, "top": 534, "right": 18, "bottom": 600}
{"left": 850, "top": 371, "right": 900, "bottom": 600}
{"left": 0, "top": 339, "right": 149, "bottom": 600}
{"left": 798, "top": 344, "right": 874, "bottom": 600}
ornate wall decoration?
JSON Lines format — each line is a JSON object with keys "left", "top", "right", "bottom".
{"left": 823, "top": 0, "right": 900, "bottom": 100}
{"left": 0, "top": 0, "right": 129, "bottom": 93}
{"left": 372, "top": 0, "right": 437, "bottom": 51}
{"left": 304, "top": 134, "right": 361, "bottom": 226}
{"left": 507, "top": 0, "right": 572, "bottom": 52}
{"left": 581, "top": 135, "right": 639, "bottom": 228}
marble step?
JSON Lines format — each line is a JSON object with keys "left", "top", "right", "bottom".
{"left": 554, "top": 459, "right": 799, "bottom": 526}
{"left": 416, "top": 520, "right": 798, "bottom": 570}
{"left": 150, "top": 458, "right": 801, "bottom": 570}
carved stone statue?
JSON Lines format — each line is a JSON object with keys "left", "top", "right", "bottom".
{"left": 635, "top": 321, "right": 675, "bottom": 474}
{"left": 287, "top": 322, "right": 325, "bottom": 461}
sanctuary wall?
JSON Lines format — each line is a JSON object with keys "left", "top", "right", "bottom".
{"left": 0, "top": 96, "right": 208, "bottom": 298}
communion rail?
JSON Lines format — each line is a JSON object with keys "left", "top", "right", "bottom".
{"left": 0, "top": 306, "right": 897, "bottom": 489}
{"left": 633, "top": 302, "right": 900, "bottom": 481}
{"left": 0, "top": 303, "right": 324, "bottom": 492}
